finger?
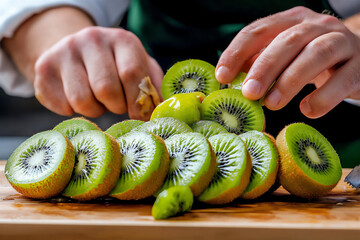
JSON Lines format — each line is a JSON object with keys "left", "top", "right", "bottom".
{"left": 242, "top": 22, "right": 333, "bottom": 101}
{"left": 114, "top": 33, "right": 153, "bottom": 120}
{"left": 300, "top": 58, "right": 360, "bottom": 118}
{"left": 81, "top": 38, "right": 127, "bottom": 115}
{"left": 147, "top": 55, "right": 164, "bottom": 101}
{"left": 60, "top": 54, "right": 106, "bottom": 118}
{"left": 216, "top": 6, "right": 310, "bottom": 84}
{"left": 34, "top": 56, "right": 74, "bottom": 116}
{"left": 264, "top": 31, "right": 352, "bottom": 110}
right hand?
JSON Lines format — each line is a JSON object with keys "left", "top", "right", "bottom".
{"left": 34, "top": 26, "right": 163, "bottom": 120}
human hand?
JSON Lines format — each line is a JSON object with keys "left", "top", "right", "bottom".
{"left": 34, "top": 26, "right": 163, "bottom": 120}
{"left": 216, "top": 6, "right": 360, "bottom": 118}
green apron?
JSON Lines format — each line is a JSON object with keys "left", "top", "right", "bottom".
{"left": 125, "top": 0, "right": 360, "bottom": 167}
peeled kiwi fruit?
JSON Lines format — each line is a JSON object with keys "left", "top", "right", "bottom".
{"left": 152, "top": 186, "right": 194, "bottom": 220}
{"left": 62, "top": 130, "right": 121, "bottom": 201}
{"left": 190, "top": 120, "right": 228, "bottom": 138}
{"left": 105, "top": 120, "right": 144, "bottom": 139}
{"left": 132, "top": 117, "right": 193, "bottom": 140}
{"left": 54, "top": 117, "right": 101, "bottom": 139}
{"left": 198, "top": 133, "right": 252, "bottom": 204}
{"left": 200, "top": 89, "right": 265, "bottom": 134}
{"left": 157, "top": 132, "right": 216, "bottom": 196}
{"left": 276, "top": 123, "right": 342, "bottom": 199}
{"left": 110, "top": 131, "right": 169, "bottom": 200}
{"left": 240, "top": 130, "right": 279, "bottom": 199}
{"left": 5, "top": 130, "right": 75, "bottom": 199}
{"left": 161, "top": 59, "right": 220, "bottom": 100}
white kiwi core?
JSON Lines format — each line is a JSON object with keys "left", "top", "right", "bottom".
{"left": 182, "top": 79, "right": 198, "bottom": 91}
{"left": 305, "top": 147, "right": 322, "bottom": 165}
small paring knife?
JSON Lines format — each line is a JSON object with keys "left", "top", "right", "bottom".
{"left": 345, "top": 165, "right": 360, "bottom": 189}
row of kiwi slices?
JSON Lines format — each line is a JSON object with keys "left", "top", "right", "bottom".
{"left": 6, "top": 115, "right": 342, "bottom": 204}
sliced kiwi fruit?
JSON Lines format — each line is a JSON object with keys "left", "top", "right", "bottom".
{"left": 190, "top": 120, "right": 228, "bottom": 138}
{"left": 161, "top": 59, "right": 220, "bottom": 100}
{"left": 276, "top": 123, "right": 342, "bottom": 199}
{"left": 229, "top": 72, "right": 247, "bottom": 90}
{"left": 54, "top": 117, "right": 101, "bottom": 139}
{"left": 62, "top": 130, "right": 121, "bottom": 201}
{"left": 157, "top": 132, "right": 216, "bottom": 196}
{"left": 132, "top": 117, "right": 193, "bottom": 140}
{"left": 5, "top": 130, "right": 75, "bottom": 199}
{"left": 198, "top": 133, "right": 252, "bottom": 204}
{"left": 239, "top": 130, "right": 279, "bottom": 199}
{"left": 200, "top": 89, "right": 265, "bottom": 134}
{"left": 152, "top": 186, "right": 194, "bottom": 220}
{"left": 110, "top": 131, "right": 169, "bottom": 200}
{"left": 105, "top": 120, "right": 144, "bottom": 139}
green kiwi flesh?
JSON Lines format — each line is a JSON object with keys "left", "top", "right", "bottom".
{"left": 198, "top": 133, "right": 251, "bottom": 204}
{"left": 54, "top": 117, "right": 100, "bottom": 139}
{"left": 240, "top": 130, "right": 279, "bottom": 199}
{"left": 105, "top": 120, "right": 144, "bottom": 139}
{"left": 157, "top": 132, "right": 216, "bottom": 196}
{"left": 5, "top": 130, "right": 75, "bottom": 199}
{"left": 200, "top": 89, "right": 265, "bottom": 134}
{"left": 110, "top": 131, "right": 169, "bottom": 200}
{"left": 281, "top": 123, "right": 342, "bottom": 186}
{"left": 191, "top": 120, "right": 228, "bottom": 138}
{"left": 229, "top": 72, "right": 247, "bottom": 90}
{"left": 161, "top": 59, "right": 220, "bottom": 100}
{"left": 62, "top": 130, "right": 121, "bottom": 201}
{"left": 132, "top": 117, "right": 193, "bottom": 140}
{"left": 152, "top": 186, "right": 194, "bottom": 220}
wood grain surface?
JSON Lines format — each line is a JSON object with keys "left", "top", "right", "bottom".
{"left": 0, "top": 161, "right": 359, "bottom": 240}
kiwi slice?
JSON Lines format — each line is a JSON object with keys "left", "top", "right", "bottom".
{"left": 110, "top": 131, "right": 169, "bottom": 200}
{"left": 62, "top": 130, "right": 121, "bottom": 201}
{"left": 157, "top": 132, "right": 216, "bottom": 196}
{"left": 152, "top": 186, "right": 194, "bottom": 220}
{"left": 105, "top": 120, "right": 144, "bottom": 139}
{"left": 240, "top": 130, "right": 279, "bottom": 199}
{"left": 161, "top": 59, "right": 220, "bottom": 100}
{"left": 229, "top": 72, "right": 247, "bottom": 90}
{"left": 54, "top": 117, "right": 101, "bottom": 139}
{"left": 200, "top": 89, "right": 265, "bottom": 134}
{"left": 190, "top": 120, "right": 228, "bottom": 138}
{"left": 132, "top": 117, "right": 192, "bottom": 140}
{"left": 198, "top": 133, "right": 252, "bottom": 204}
{"left": 276, "top": 123, "right": 342, "bottom": 199}
{"left": 5, "top": 130, "right": 75, "bottom": 199}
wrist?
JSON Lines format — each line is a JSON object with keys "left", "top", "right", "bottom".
{"left": 3, "top": 6, "right": 94, "bottom": 82}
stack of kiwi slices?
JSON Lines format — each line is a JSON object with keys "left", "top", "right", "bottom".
{"left": 5, "top": 59, "right": 343, "bottom": 220}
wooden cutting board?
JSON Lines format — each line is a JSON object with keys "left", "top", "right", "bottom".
{"left": 0, "top": 160, "right": 359, "bottom": 240}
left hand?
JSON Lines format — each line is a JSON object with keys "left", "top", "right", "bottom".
{"left": 216, "top": 6, "right": 360, "bottom": 118}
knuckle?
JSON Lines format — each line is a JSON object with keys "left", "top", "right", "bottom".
{"left": 240, "top": 21, "right": 267, "bottom": 36}
{"left": 320, "top": 15, "right": 339, "bottom": 25}
{"left": 287, "top": 6, "right": 310, "bottom": 16}
{"left": 93, "top": 80, "right": 117, "bottom": 99}
{"left": 308, "top": 38, "right": 337, "bottom": 59}
{"left": 119, "top": 65, "right": 144, "bottom": 84}
{"left": 78, "top": 26, "right": 102, "bottom": 43}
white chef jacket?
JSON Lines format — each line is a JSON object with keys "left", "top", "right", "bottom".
{"left": 0, "top": 0, "right": 359, "bottom": 107}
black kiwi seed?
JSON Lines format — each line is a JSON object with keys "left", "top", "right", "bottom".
{"left": 296, "top": 139, "right": 329, "bottom": 172}
{"left": 72, "top": 138, "right": 99, "bottom": 182}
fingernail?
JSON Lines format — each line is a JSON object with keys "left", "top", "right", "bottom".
{"left": 266, "top": 89, "right": 282, "bottom": 108}
{"left": 215, "top": 66, "right": 231, "bottom": 83}
{"left": 242, "top": 79, "right": 262, "bottom": 96}
{"left": 301, "top": 99, "right": 312, "bottom": 116}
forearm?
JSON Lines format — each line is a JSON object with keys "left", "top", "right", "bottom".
{"left": 3, "top": 6, "right": 94, "bottom": 83}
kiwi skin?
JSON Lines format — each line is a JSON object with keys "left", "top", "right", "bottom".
{"left": 66, "top": 132, "right": 122, "bottom": 201}
{"left": 276, "top": 124, "right": 339, "bottom": 199}
{"left": 6, "top": 131, "right": 76, "bottom": 199}
{"left": 110, "top": 135, "right": 170, "bottom": 200}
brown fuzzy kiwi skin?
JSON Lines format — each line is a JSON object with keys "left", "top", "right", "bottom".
{"left": 10, "top": 136, "right": 76, "bottom": 199}
{"left": 110, "top": 135, "right": 170, "bottom": 200}
{"left": 241, "top": 133, "right": 279, "bottom": 200}
{"left": 203, "top": 150, "right": 252, "bottom": 205}
{"left": 190, "top": 138, "right": 217, "bottom": 197}
{"left": 70, "top": 133, "right": 122, "bottom": 201}
{"left": 276, "top": 125, "right": 337, "bottom": 199}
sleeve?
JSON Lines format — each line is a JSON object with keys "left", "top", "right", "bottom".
{"left": 328, "top": 0, "right": 360, "bottom": 18}
{"left": 0, "top": 0, "right": 130, "bottom": 97}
